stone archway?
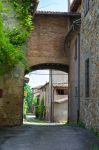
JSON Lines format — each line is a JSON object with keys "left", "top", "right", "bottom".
{"left": 0, "top": 12, "right": 80, "bottom": 126}
{"left": 25, "top": 63, "right": 69, "bottom": 74}
{"left": 24, "top": 63, "right": 69, "bottom": 123}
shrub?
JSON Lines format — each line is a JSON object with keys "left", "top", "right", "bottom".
{"left": 39, "top": 97, "right": 45, "bottom": 119}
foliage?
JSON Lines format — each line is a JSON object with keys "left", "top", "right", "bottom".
{"left": 33, "top": 96, "right": 38, "bottom": 105}
{"left": 38, "top": 97, "right": 45, "bottom": 119}
{"left": 33, "top": 96, "right": 39, "bottom": 118}
{"left": 33, "top": 97, "right": 45, "bottom": 119}
{"left": 0, "top": 0, "right": 33, "bottom": 75}
{"left": 90, "top": 129, "right": 99, "bottom": 150}
{"left": 24, "top": 83, "right": 33, "bottom": 117}
{"left": 90, "top": 145, "right": 99, "bottom": 150}
{"left": 65, "top": 121, "right": 85, "bottom": 128}
{"left": 90, "top": 128, "right": 99, "bottom": 138}
{"left": 23, "top": 99, "right": 28, "bottom": 118}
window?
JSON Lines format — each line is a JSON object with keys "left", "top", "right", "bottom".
{"left": 85, "top": 58, "right": 90, "bottom": 97}
{"left": 0, "top": 89, "right": 3, "bottom": 98}
{"left": 75, "top": 87, "right": 78, "bottom": 97}
{"left": 84, "top": 0, "right": 89, "bottom": 16}
{"left": 56, "top": 89, "right": 65, "bottom": 95}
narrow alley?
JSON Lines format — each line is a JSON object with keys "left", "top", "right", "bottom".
{"left": 0, "top": 125, "right": 99, "bottom": 150}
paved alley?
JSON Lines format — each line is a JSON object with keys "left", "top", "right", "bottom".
{"left": 0, "top": 125, "right": 99, "bottom": 150}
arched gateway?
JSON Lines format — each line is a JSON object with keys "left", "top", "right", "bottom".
{"left": 0, "top": 11, "right": 80, "bottom": 126}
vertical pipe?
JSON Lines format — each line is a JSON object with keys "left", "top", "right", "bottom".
{"left": 67, "top": 72, "right": 70, "bottom": 123}
{"left": 77, "top": 33, "right": 80, "bottom": 123}
{"left": 68, "top": 0, "right": 70, "bottom": 12}
{"left": 53, "top": 88, "right": 54, "bottom": 122}
{"left": 49, "top": 69, "right": 53, "bottom": 122}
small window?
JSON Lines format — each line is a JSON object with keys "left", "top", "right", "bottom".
{"left": 84, "top": 0, "right": 89, "bottom": 16}
{"left": 0, "top": 89, "right": 3, "bottom": 98}
{"left": 56, "top": 89, "right": 65, "bottom": 95}
{"left": 85, "top": 58, "right": 90, "bottom": 97}
{"left": 75, "top": 87, "right": 78, "bottom": 97}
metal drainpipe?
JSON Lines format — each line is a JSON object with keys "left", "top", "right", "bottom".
{"left": 49, "top": 69, "right": 53, "bottom": 122}
{"left": 68, "top": 0, "right": 70, "bottom": 12}
{"left": 77, "top": 33, "right": 80, "bottom": 123}
{"left": 52, "top": 88, "right": 54, "bottom": 122}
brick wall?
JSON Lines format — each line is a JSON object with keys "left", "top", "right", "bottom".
{"left": 27, "top": 14, "right": 70, "bottom": 68}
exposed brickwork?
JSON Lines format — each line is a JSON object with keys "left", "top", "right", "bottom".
{"left": 0, "top": 0, "right": 98, "bottom": 130}
{"left": 27, "top": 14, "right": 70, "bottom": 68}
{"left": 0, "top": 11, "right": 80, "bottom": 126}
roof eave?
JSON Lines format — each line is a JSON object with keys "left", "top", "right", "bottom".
{"left": 35, "top": 11, "right": 81, "bottom": 17}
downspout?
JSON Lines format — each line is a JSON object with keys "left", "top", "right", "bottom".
{"left": 77, "top": 33, "right": 80, "bottom": 123}
{"left": 68, "top": 0, "right": 70, "bottom": 12}
{"left": 49, "top": 69, "right": 53, "bottom": 122}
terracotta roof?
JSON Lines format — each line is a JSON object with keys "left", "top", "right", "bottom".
{"left": 54, "top": 96, "right": 68, "bottom": 103}
{"left": 40, "top": 82, "right": 68, "bottom": 89}
{"left": 32, "top": 85, "right": 43, "bottom": 89}
{"left": 53, "top": 83, "right": 68, "bottom": 88}
{"left": 70, "top": 0, "right": 81, "bottom": 12}
{"left": 35, "top": 11, "right": 80, "bottom": 16}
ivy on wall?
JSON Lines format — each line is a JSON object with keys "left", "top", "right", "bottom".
{"left": 0, "top": 0, "right": 38, "bottom": 75}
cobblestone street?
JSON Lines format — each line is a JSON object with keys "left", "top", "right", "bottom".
{"left": 0, "top": 125, "right": 99, "bottom": 150}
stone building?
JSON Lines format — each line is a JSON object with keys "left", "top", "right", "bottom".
{"left": 39, "top": 70, "right": 68, "bottom": 122}
{"left": 80, "top": 0, "right": 99, "bottom": 130}
{"left": 32, "top": 85, "right": 42, "bottom": 100}
{"left": 0, "top": 0, "right": 98, "bottom": 132}
{"left": 66, "top": 0, "right": 99, "bottom": 130}
{"left": 39, "top": 82, "right": 68, "bottom": 123}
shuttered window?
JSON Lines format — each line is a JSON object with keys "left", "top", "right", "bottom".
{"left": 85, "top": 58, "right": 90, "bottom": 97}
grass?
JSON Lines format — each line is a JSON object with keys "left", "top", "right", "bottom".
{"left": 24, "top": 114, "right": 48, "bottom": 124}
{"left": 90, "top": 128, "right": 99, "bottom": 138}
{"left": 90, "top": 145, "right": 99, "bottom": 150}
{"left": 64, "top": 121, "right": 85, "bottom": 128}
{"left": 26, "top": 118, "right": 47, "bottom": 123}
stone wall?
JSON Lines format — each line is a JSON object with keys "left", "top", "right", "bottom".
{"left": 68, "top": 33, "right": 80, "bottom": 122}
{"left": 0, "top": 1, "right": 24, "bottom": 126}
{"left": 68, "top": 4, "right": 81, "bottom": 123}
{"left": 80, "top": 0, "right": 99, "bottom": 130}
{"left": 0, "top": 67, "right": 24, "bottom": 126}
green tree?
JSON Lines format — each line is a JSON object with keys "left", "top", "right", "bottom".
{"left": 0, "top": 0, "right": 38, "bottom": 75}
{"left": 33, "top": 96, "right": 39, "bottom": 118}
{"left": 39, "top": 97, "right": 45, "bottom": 119}
{"left": 24, "top": 83, "right": 33, "bottom": 116}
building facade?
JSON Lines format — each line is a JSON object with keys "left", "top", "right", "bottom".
{"left": 0, "top": 0, "right": 98, "bottom": 132}
{"left": 66, "top": 0, "right": 99, "bottom": 131}
{"left": 39, "top": 70, "right": 68, "bottom": 122}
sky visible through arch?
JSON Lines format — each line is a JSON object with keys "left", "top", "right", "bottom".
{"left": 26, "top": 0, "right": 69, "bottom": 88}
{"left": 26, "top": 70, "right": 49, "bottom": 88}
